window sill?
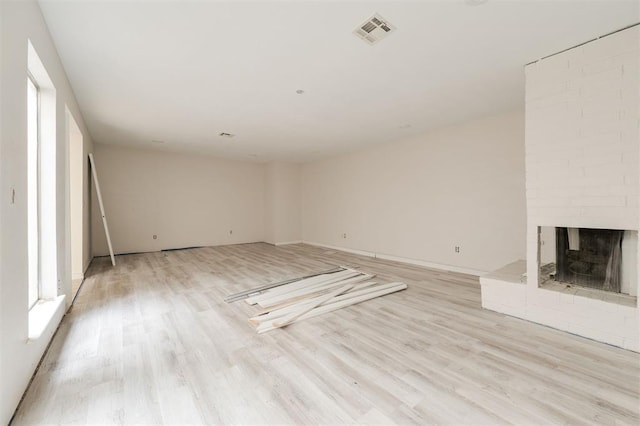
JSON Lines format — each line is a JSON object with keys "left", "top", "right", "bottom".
{"left": 28, "top": 295, "right": 66, "bottom": 341}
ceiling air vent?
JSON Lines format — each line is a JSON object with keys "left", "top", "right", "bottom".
{"left": 354, "top": 13, "right": 396, "bottom": 45}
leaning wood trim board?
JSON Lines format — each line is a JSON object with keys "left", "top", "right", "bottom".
{"left": 88, "top": 153, "right": 115, "bottom": 266}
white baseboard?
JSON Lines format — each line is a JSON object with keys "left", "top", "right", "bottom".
{"left": 303, "top": 241, "right": 373, "bottom": 258}
{"left": 274, "top": 240, "right": 303, "bottom": 246}
{"left": 301, "top": 241, "right": 486, "bottom": 276}
{"left": 71, "top": 272, "right": 84, "bottom": 281}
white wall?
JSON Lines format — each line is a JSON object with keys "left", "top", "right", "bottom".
{"left": 301, "top": 110, "right": 526, "bottom": 274}
{"left": 91, "top": 144, "right": 265, "bottom": 255}
{"left": 525, "top": 27, "right": 639, "bottom": 231}
{"left": 264, "top": 162, "right": 301, "bottom": 245}
{"left": 0, "top": 1, "right": 94, "bottom": 423}
{"left": 67, "top": 109, "right": 84, "bottom": 279}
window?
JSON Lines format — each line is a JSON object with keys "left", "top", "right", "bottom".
{"left": 27, "top": 75, "right": 40, "bottom": 308}
{"left": 27, "top": 40, "right": 57, "bottom": 314}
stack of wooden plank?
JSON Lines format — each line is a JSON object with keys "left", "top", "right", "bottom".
{"left": 241, "top": 268, "right": 407, "bottom": 333}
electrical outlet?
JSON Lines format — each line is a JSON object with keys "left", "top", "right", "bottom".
{"left": 153, "top": 235, "right": 157, "bottom": 240}
{"left": 455, "top": 246, "right": 460, "bottom": 253}
{"left": 342, "top": 233, "right": 347, "bottom": 239}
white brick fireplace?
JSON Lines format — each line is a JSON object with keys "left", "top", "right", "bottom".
{"left": 481, "top": 25, "right": 639, "bottom": 352}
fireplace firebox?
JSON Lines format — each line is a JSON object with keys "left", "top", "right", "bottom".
{"left": 537, "top": 226, "right": 637, "bottom": 296}
{"left": 554, "top": 228, "right": 623, "bottom": 293}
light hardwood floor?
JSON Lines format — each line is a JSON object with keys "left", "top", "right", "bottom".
{"left": 13, "top": 243, "right": 640, "bottom": 425}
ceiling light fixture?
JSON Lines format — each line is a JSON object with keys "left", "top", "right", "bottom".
{"left": 296, "top": 89, "right": 305, "bottom": 94}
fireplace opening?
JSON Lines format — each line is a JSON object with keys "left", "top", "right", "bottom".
{"left": 556, "top": 228, "right": 623, "bottom": 292}
{"left": 538, "top": 227, "right": 637, "bottom": 296}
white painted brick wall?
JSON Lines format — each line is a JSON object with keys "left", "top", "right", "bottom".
{"left": 525, "top": 26, "right": 639, "bottom": 231}
{"left": 481, "top": 26, "right": 639, "bottom": 353}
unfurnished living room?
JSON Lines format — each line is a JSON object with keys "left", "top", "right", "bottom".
{"left": 1, "top": 0, "right": 639, "bottom": 424}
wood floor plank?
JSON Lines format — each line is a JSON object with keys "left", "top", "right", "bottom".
{"left": 11, "top": 242, "right": 639, "bottom": 425}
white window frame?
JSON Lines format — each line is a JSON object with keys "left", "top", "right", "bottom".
{"left": 27, "top": 40, "right": 66, "bottom": 340}
{"left": 27, "top": 40, "right": 59, "bottom": 321}
{"left": 27, "top": 73, "right": 41, "bottom": 309}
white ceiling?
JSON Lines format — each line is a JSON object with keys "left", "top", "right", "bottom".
{"left": 39, "top": 0, "right": 639, "bottom": 162}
